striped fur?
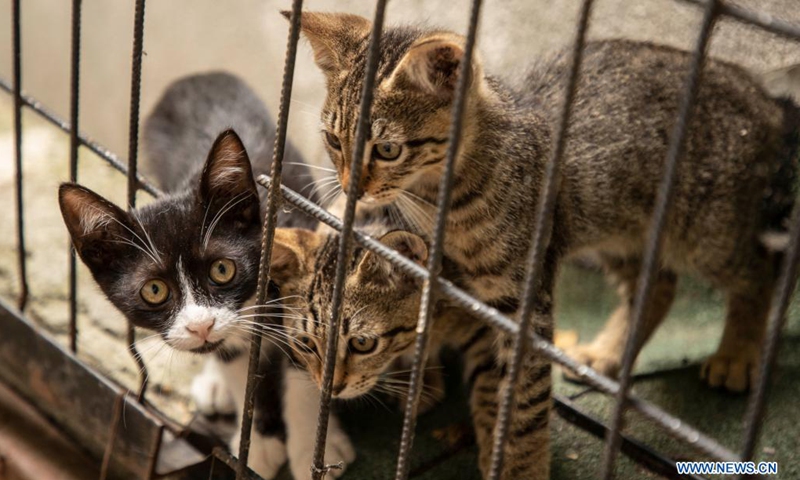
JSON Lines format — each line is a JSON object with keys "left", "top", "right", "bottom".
{"left": 269, "top": 223, "right": 547, "bottom": 478}
{"left": 291, "top": 11, "right": 799, "bottom": 479}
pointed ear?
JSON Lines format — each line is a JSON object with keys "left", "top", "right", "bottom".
{"left": 199, "top": 129, "right": 260, "bottom": 229}
{"left": 387, "top": 34, "right": 474, "bottom": 99}
{"left": 282, "top": 10, "right": 371, "bottom": 76}
{"left": 268, "top": 228, "right": 322, "bottom": 287}
{"left": 356, "top": 231, "right": 428, "bottom": 286}
{"left": 59, "top": 183, "right": 136, "bottom": 270}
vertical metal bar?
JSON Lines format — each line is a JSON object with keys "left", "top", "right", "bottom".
{"left": 68, "top": 0, "right": 82, "bottom": 354}
{"left": 487, "top": 1, "right": 593, "bottom": 478}
{"left": 208, "top": 456, "right": 216, "bottom": 480}
{"left": 126, "top": 0, "right": 149, "bottom": 402}
{"left": 738, "top": 206, "right": 800, "bottom": 470}
{"left": 235, "top": 0, "right": 303, "bottom": 477}
{"left": 600, "top": 1, "right": 719, "bottom": 478}
{"left": 99, "top": 392, "right": 125, "bottom": 480}
{"left": 145, "top": 425, "right": 164, "bottom": 480}
{"left": 11, "top": 0, "right": 29, "bottom": 312}
{"left": 310, "top": 2, "right": 387, "bottom": 479}
{"left": 393, "top": 2, "right": 482, "bottom": 479}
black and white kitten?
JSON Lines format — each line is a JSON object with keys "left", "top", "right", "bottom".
{"left": 58, "top": 72, "right": 354, "bottom": 480}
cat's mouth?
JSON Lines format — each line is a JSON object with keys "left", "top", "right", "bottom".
{"left": 360, "top": 191, "right": 397, "bottom": 206}
{"left": 190, "top": 340, "right": 224, "bottom": 354}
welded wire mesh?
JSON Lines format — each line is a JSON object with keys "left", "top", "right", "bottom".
{"left": 3, "top": 0, "right": 800, "bottom": 479}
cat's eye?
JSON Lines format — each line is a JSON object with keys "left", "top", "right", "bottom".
{"left": 348, "top": 336, "right": 378, "bottom": 354}
{"left": 295, "top": 335, "right": 316, "bottom": 353}
{"left": 372, "top": 142, "right": 402, "bottom": 161}
{"left": 325, "top": 131, "right": 341, "bottom": 150}
{"left": 140, "top": 279, "right": 169, "bottom": 305}
{"left": 209, "top": 259, "right": 236, "bottom": 285}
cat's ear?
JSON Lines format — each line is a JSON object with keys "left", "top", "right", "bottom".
{"left": 269, "top": 228, "right": 321, "bottom": 286}
{"left": 199, "top": 129, "right": 260, "bottom": 229}
{"left": 356, "top": 230, "right": 428, "bottom": 286}
{"left": 59, "top": 183, "right": 137, "bottom": 271}
{"left": 282, "top": 10, "right": 371, "bottom": 76}
{"left": 387, "top": 34, "right": 478, "bottom": 99}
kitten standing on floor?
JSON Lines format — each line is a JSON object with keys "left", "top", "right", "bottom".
{"left": 289, "top": 11, "right": 799, "bottom": 479}
{"left": 58, "top": 72, "right": 355, "bottom": 480}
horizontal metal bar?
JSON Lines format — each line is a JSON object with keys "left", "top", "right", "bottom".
{"left": 212, "top": 447, "right": 263, "bottom": 480}
{"left": 553, "top": 396, "right": 708, "bottom": 480}
{"left": 0, "top": 76, "right": 162, "bottom": 198}
{"left": 258, "top": 175, "right": 739, "bottom": 463}
{"left": 675, "top": 0, "right": 800, "bottom": 41}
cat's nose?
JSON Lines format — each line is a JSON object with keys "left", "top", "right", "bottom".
{"left": 186, "top": 318, "right": 215, "bottom": 341}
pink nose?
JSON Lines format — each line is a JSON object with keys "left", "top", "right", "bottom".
{"left": 186, "top": 319, "right": 215, "bottom": 341}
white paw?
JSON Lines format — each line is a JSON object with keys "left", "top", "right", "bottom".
{"left": 229, "top": 432, "right": 288, "bottom": 480}
{"left": 191, "top": 368, "right": 236, "bottom": 416}
{"left": 289, "top": 424, "right": 356, "bottom": 480}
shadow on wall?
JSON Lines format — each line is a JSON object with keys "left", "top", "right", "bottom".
{"left": 0, "top": 0, "right": 799, "bottom": 171}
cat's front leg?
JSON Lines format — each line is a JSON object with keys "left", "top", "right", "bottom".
{"left": 223, "top": 347, "right": 289, "bottom": 480}
{"left": 465, "top": 249, "right": 558, "bottom": 479}
{"left": 284, "top": 368, "right": 356, "bottom": 480}
{"left": 229, "top": 427, "right": 288, "bottom": 480}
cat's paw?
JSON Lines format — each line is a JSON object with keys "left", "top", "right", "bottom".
{"left": 191, "top": 368, "right": 236, "bottom": 416}
{"left": 288, "top": 425, "right": 356, "bottom": 480}
{"left": 701, "top": 345, "right": 760, "bottom": 392}
{"left": 229, "top": 432, "right": 287, "bottom": 480}
{"left": 563, "top": 344, "right": 621, "bottom": 381}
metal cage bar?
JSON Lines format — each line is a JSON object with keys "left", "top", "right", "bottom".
{"left": 600, "top": 1, "right": 720, "bottom": 477}
{"left": 677, "top": 0, "right": 800, "bottom": 41}
{"left": 489, "top": 0, "right": 593, "bottom": 477}
{"left": 259, "top": 176, "right": 741, "bottom": 464}
{"left": 393, "top": 1, "right": 483, "bottom": 479}
{"left": 68, "top": 0, "right": 83, "bottom": 354}
{"left": 99, "top": 391, "right": 126, "bottom": 480}
{"left": 1, "top": 0, "right": 800, "bottom": 479}
{"left": 11, "top": 0, "right": 28, "bottom": 313}
{"left": 739, "top": 184, "right": 800, "bottom": 470}
{"left": 309, "top": 3, "right": 388, "bottom": 479}
{"left": 125, "top": 0, "right": 149, "bottom": 402}
{"left": 0, "top": 77, "right": 162, "bottom": 197}
{"left": 235, "top": 0, "right": 304, "bottom": 477}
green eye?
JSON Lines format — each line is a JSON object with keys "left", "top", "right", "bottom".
{"left": 140, "top": 279, "right": 169, "bottom": 305}
{"left": 372, "top": 142, "right": 402, "bottom": 161}
{"left": 348, "top": 336, "right": 378, "bottom": 354}
{"left": 325, "top": 131, "right": 341, "bottom": 150}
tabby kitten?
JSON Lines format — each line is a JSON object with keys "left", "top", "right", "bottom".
{"left": 59, "top": 72, "right": 354, "bottom": 480}
{"left": 267, "top": 225, "right": 498, "bottom": 435}
{"left": 292, "top": 11, "right": 799, "bottom": 479}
